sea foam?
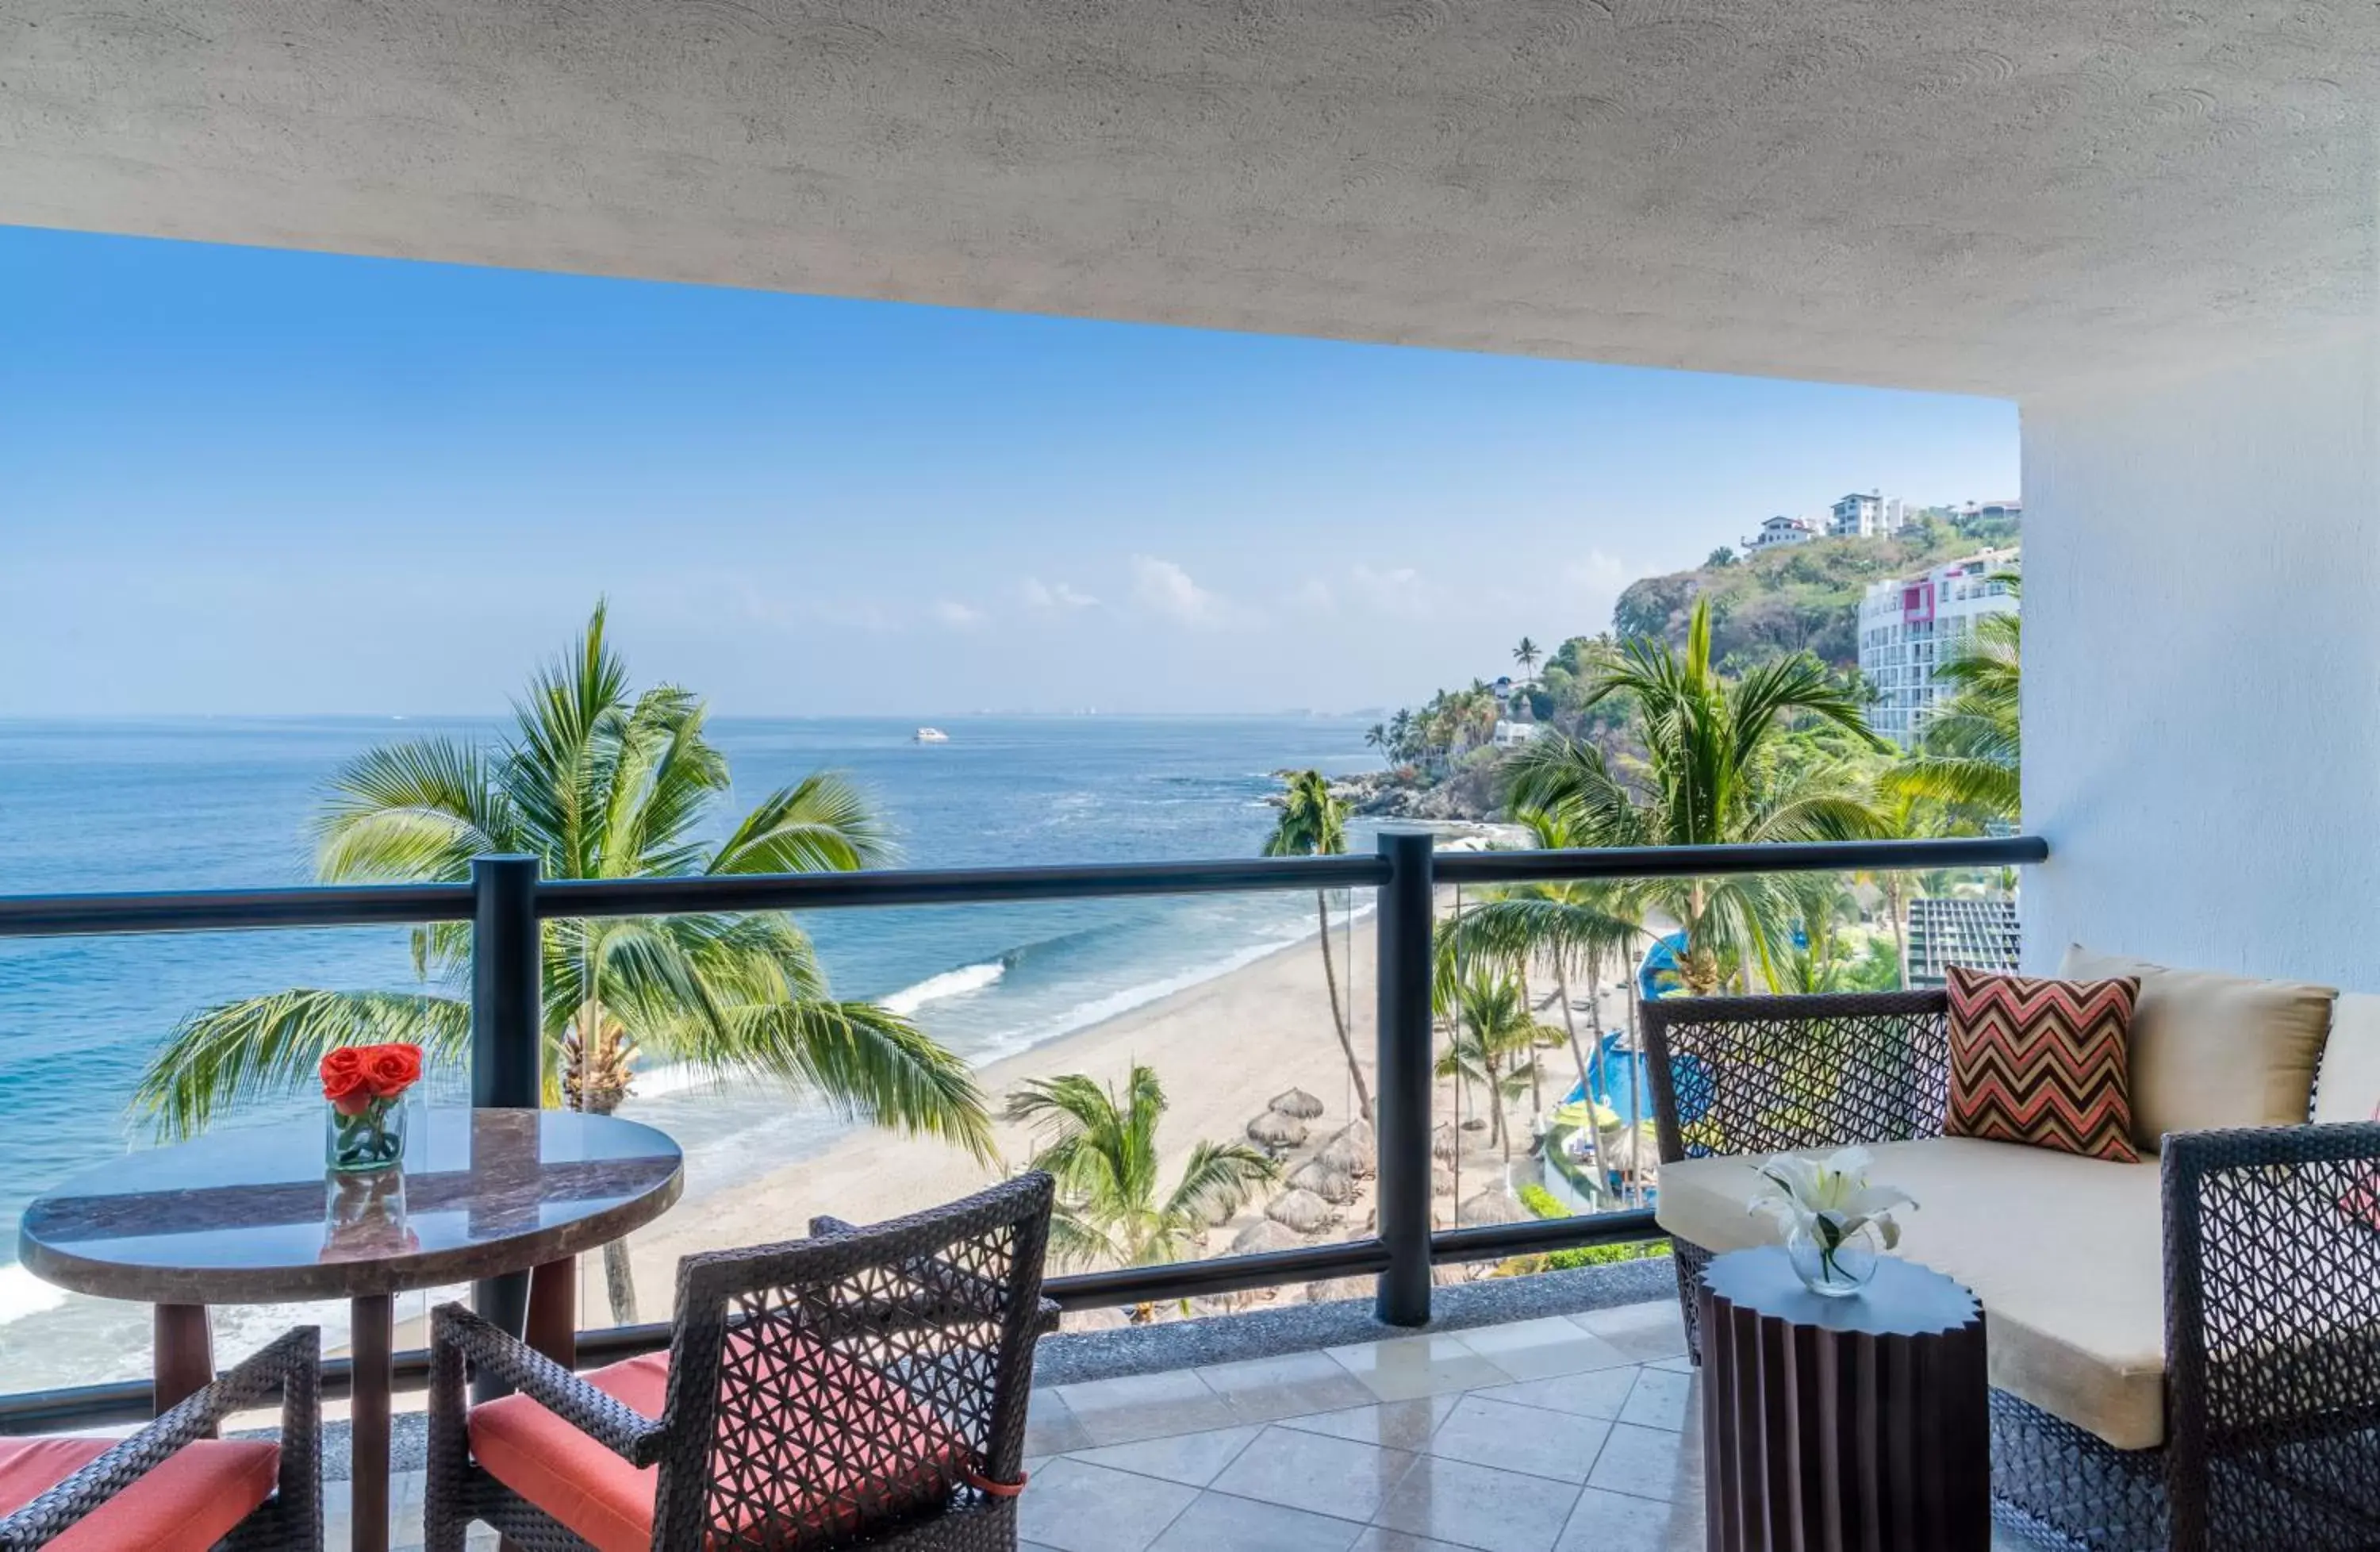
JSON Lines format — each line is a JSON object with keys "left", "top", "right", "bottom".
{"left": 881, "top": 958, "right": 1008, "bottom": 1016}
{"left": 0, "top": 1262, "right": 67, "bottom": 1326}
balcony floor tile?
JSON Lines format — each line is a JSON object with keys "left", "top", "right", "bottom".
{"left": 334, "top": 1299, "right": 2063, "bottom": 1552}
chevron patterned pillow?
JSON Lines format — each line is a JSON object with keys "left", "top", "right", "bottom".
{"left": 1946, "top": 966, "right": 2142, "bottom": 1162}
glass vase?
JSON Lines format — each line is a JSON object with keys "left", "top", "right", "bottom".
{"left": 321, "top": 1170, "right": 417, "bottom": 1259}
{"left": 1785, "top": 1219, "right": 1881, "bottom": 1298}
{"left": 325, "top": 1096, "right": 408, "bottom": 1175}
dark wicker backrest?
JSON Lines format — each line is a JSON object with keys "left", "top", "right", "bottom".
{"left": 1639, "top": 992, "right": 1951, "bottom": 1164}
{"left": 2164, "top": 1124, "right": 2380, "bottom": 1548}
{"left": 651, "top": 1172, "right": 1055, "bottom": 1551}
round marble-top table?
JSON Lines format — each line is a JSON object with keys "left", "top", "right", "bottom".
{"left": 19, "top": 1107, "right": 682, "bottom": 1552}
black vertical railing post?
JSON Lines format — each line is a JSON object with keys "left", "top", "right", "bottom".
{"left": 1374, "top": 829, "right": 1435, "bottom": 1327}
{"left": 470, "top": 854, "right": 542, "bottom": 1394}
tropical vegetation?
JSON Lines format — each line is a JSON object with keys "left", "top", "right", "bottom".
{"left": 1439, "top": 809, "right": 1640, "bottom": 1097}
{"left": 134, "top": 605, "right": 990, "bottom": 1320}
{"left": 1007, "top": 1065, "right": 1278, "bottom": 1316}
{"left": 1612, "top": 512, "right": 2019, "bottom": 671}
{"left": 1503, "top": 599, "right": 1888, "bottom": 993}
{"left": 1433, "top": 967, "right": 1553, "bottom": 1158}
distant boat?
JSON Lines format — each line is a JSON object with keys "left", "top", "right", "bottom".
{"left": 913, "top": 727, "right": 950, "bottom": 743}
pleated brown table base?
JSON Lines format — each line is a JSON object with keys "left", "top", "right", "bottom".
{"left": 1699, "top": 1247, "right": 1990, "bottom": 1552}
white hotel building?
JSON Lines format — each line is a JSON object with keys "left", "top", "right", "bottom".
{"left": 1857, "top": 547, "right": 2019, "bottom": 743}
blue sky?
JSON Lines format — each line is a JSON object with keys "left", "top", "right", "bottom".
{"left": 0, "top": 226, "right": 2019, "bottom": 716}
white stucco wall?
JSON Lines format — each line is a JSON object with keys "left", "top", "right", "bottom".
{"left": 2021, "top": 335, "right": 2380, "bottom": 985}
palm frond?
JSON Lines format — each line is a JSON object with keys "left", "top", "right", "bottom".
{"left": 708, "top": 772, "right": 892, "bottom": 875}
{"left": 135, "top": 990, "right": 468, "bottom": 1139}
{"left": 683, "top": 1000, "right": 993, "bottom": 1162}
{"left": 312, "top": 739, "right": 519, "bottom": 882}
{"left": 1161, "top": 1140, "right": 1278, "bottom": 1227}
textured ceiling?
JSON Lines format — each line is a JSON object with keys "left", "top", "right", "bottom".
{"left": 3, "top": 1, "right": 2375, "bottom": 395}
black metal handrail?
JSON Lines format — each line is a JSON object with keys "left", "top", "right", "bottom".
{"left": 0, "top": 836, "right": 2038, "bottom": 937}
{"left": 0, "top": 830, "right": 2044, "bottom": 1432}
{"left": 1432, "top": 833, "right": 2044, "bottom": 885}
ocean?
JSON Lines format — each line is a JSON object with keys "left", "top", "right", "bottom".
{"left": 0, "top": 714, "right": 1378, "bottom": 1389}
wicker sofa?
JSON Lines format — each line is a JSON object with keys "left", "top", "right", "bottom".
{"left": 1641, "top": 970, "right": 2380, "bottom": 1552}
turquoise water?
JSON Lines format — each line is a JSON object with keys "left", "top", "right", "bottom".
{"left": 0, "top": 714, "right": 1376, "bottom": 1385}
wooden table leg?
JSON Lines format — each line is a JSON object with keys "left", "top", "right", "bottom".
{"left": 153, "top": 1304, "right": 216, "bottom": 1435}
{"left": 525, "top": 1257, "right": 577, "bottom": 1370}
{"left": 351, "top": 1293, "right": 393, "bottom": 1552}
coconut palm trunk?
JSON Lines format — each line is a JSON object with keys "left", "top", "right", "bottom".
{"left": 1554, "top": 959, "right": 1590, "bottom": 1099}
{"left": 1518, "top": 966, "right": 1544, "bottom": 1119}
{"left": 1882, "top": 872, "right": 1910, "bottom": 989}
{"left": 1314, "top": 889, "right": 1372, "bottom": 1120}
{"left": 565, "top": 997, "right": 643, "bottom": 1323}
{"left": 1266, "top": 773, "right": 1372, "bottom": 1121}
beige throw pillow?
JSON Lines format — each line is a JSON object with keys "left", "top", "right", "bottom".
{"left": 2059, "top": 945, "right": 2336, "bottom": 1151}
{"left": 2313, "top": 993, "right": 2380, "bottom": 1125}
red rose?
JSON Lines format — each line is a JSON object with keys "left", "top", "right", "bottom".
{"left": 321, "top": 1047, "right": 371, "bottom": 1106}
{"left": 364, "top": 1043, "right": 423, "bottom": 1101}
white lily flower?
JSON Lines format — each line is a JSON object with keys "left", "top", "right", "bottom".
{"left": 1748, "top": 1148, "right": 1916, "bottom": 1262}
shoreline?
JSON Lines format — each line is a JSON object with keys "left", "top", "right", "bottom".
{"left": 588, "top": 918, "right": 1378, "bottom": 1335}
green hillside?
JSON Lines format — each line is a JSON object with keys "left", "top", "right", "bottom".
{"left": 1611, "top": 511, "right": 2019, "bottom": 671}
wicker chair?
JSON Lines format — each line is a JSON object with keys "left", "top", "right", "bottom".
{"left": 1641, "top": 991, "right": 2380, "bottom": 1552}
{"left": 0, "top": 1325, "right": 321, "bottom": 1551}
{"left": 424, "top": 1173, "right": 1056, "bottom": 1552}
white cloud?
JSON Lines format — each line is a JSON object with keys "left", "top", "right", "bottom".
{"left": 1349, "top": 563, "right": 1433, "bottom": 620}
{"left": 1130, "top": 555, "right": 1228, "bottom": 626}
{"left": 1288, "top": 577, "right": 1337, "bottom": 613}
{"left": 1019, "top": 578, "right": 1099, "bottom": 611}
{"left": 932, "top": 599, "right": 988, "bottom": 630}
{"left": 1563, "top": 551, "right": 1627, "bottom": 594}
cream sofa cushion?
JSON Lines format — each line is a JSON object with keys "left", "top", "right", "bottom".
{"left": 2313, "top": 993, "right": 2380, "bottom": 1124}
{"left": 1656, "top": 1135, "right": 2167, "bottom": 1450}
{"left": 2059, "top": 944, "right": 2334, "bottom": 1151}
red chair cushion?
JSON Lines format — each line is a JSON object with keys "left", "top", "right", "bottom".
{"left": 0, "top": 1435, "right": 279, "bottom": 1552}
{"left": 470, "top": 1334, "right": 969, "bottom": 1551}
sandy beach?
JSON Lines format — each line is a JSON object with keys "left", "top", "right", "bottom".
{"left": 496, "top": 910, "right": 1637, "bottom": 1338}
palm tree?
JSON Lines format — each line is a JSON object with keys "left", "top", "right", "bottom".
{"left": 1503, "top": 598, "right": 1887, "bottom": 994}
{"left": 1007, "top": 1066, "right": 1277, "bottom": 1318}
{"left": 1888, "top": 579, "right": 2021, "bottom": 823}
{"left": 1364, "top": 722, "right": 1390, "bottom": 764}
{"left": 1778, "top": 874, "right": 1857, "bottom": 994}
{"left": 1263, "top": 770, "right": 1372, "bottom": 1119}
{"left": 1441, "top": 810, "right": 1641, "bottom": 1103}
{"left": 1513, "top": 637, "right": 1541, "bottom": 681}
{"left": 135, "top": 605, "right": 991, "bottom": 1320}
{"left": 1854, "top": 782, "right": 1952, "bottom": 990}
{"left": 1433, "top": 970, "right": 1548, "bottom": 1159}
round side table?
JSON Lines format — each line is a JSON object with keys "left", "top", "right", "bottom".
{"left": 1698, "top": 1246, "right": 1990, "bottom": 1552}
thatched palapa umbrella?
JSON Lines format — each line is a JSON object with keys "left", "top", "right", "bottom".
{"left": 1430, "top": 1123, "right": 1459, "bottom": 1163}
{"left": 1318, "top": 1134, "right": 1368, "bottom": 1180}
{"left": 1303, "top": 1276, "right": 1374, "bottom": 1304}
{"left": 1266, "top": 1188, "right": 1335, "bottom": 1235}
{"left": 1458, "top": 1189, "right": 1526, "bottom": 1227}
{"left": 1247, "top": 1111, "right": 1307, "bottom": 1151}
{"left": 1336, "top": 1117, "right": 1376, "bottom": 1156}
{"left": 1269, "top": 1087, "right": 1325, "bottom": 1120}
{"left": 1432, "top": 1166, "right": 1457, "bottom": 1197}
{"left": 1288, "top": 1158, "right": 1357, "bottom": 1204}
{"left": 1233, "top": 1218, "right": 1302, "bottom": 1254}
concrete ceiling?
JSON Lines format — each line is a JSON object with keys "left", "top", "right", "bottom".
{"left": 4, "top": 1, "right": 2375, "bottom": 397}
